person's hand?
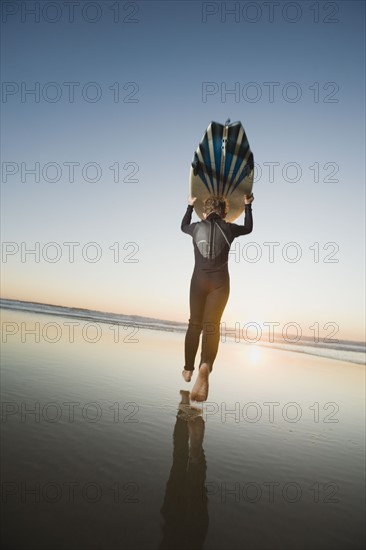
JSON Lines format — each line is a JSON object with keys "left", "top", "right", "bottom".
{"left": 244, "top": 193, "right": 254, "bottom": 205}
{"left": 188, "top": 196, "right": 197, "bottom": 206}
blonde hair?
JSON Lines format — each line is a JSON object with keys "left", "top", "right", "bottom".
{"left": 203, "top": 195, "right": 228, "bottom": 219}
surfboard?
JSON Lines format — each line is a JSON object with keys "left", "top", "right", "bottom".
{"left": 190, "top": 119, "right": 254, "bottom": 222}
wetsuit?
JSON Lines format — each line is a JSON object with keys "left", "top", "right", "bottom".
{"left": 181, "top": 203, "right": 253, "bottom": 372}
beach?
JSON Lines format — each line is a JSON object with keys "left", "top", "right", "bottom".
{"left": 1, "top": 307, "right": 365, "bottom": 550}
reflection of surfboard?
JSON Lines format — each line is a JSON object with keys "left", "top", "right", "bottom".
{"left": 190, "top": 119, "right": 254, "bottom": 222}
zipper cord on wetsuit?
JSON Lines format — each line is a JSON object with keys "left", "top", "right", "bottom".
{"left": 213, "top": 220, "right": 231, "bottom": 247}
{"left": 208, "top": 220, "right": 215, "bottom": 259}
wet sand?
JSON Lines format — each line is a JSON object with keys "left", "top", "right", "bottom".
{"left": 1, "top": 309, "right": 365, "bottom": 549}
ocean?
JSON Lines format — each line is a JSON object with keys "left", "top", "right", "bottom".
{"left": 1, "top": 298, "right": 365, "bottom": 365}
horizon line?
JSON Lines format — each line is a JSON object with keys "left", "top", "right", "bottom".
{"left": 1, "top": 296, "right": 365, "bottom": 347}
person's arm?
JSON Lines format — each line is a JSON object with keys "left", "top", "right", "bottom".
{"left": 230, "top": 196, "right": 254, "bottom": 239}
{"left": 181, "top": 197, "right": 197, "bottom": 236}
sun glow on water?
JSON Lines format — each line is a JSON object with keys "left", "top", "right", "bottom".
{"left": 248, "top": 344, "right": 261, "bottom": 365}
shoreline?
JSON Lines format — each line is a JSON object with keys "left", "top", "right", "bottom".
{"left": 1, "top": 304, "right": 365, "bottom": 367}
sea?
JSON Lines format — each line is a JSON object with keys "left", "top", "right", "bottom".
{"left": 1, "top": 298, "right": 365, "bottom": 365}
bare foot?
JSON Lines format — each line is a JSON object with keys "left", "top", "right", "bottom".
{"left": 182, "top": 369, "right": 193, "bottom": 382}
{"left": 191, "top": 363, "right": 210, "bottom": 402}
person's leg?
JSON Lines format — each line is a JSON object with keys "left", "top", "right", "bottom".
{"left": 183, "top": 273, "right": 208, "bottom": 372}
{"left": 200, "top": 275, "right": 230, "bottom": 372}
{"left": 191, "top": 275, "right": 230, "bottom": 401}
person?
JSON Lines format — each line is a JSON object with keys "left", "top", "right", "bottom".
{"left": 181, "top": 193, "right": 254, "bottom": 401}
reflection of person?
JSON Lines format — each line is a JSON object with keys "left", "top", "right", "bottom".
{"left": 159, "top": 392, "right": 208, "bottom": 550}
{"left": 181, "top": 194, "right": 254, "bottom": 401}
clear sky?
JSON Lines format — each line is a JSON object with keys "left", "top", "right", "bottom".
{"left": 1, "top": 0, "right": 365, "bottom": 341}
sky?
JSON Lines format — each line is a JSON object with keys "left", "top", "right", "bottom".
{"left": 1, "top": 0, "right": 365, "bottom": 341}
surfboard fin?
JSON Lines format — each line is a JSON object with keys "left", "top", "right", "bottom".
{"left": 191, "top": 152, "right": 200, "bottom": 176}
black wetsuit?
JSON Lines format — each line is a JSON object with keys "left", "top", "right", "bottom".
{"left": 181, "top": 203, "right": 253, "bottom": 372}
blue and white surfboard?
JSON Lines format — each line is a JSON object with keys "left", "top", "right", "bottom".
{"left": 190, "top": 119, "right": 254, "bottom": 222}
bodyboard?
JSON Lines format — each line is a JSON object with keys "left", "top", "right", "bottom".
{"left": 190, "top": 120, "right": 254, "bottom": 222}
